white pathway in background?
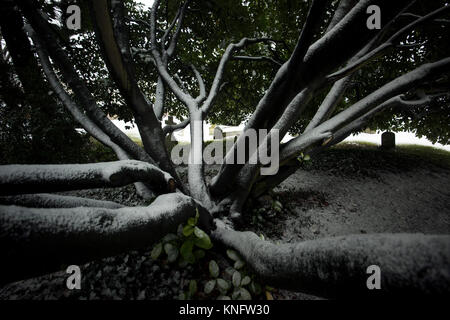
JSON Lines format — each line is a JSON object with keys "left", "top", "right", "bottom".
{"left": 343, "top": 131, "right": 450, "bottom": 151}
{"left": 110, "top": 119, "right": 449, "bottom": 152}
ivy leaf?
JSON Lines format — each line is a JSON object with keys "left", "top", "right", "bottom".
{"left": 162, "top": 233, "right": 178, "bottom": 243}
{"left": 231, "top": 288, "right": 240, "bottom": 299}
{"left": 187, "top": 217, "right": 196, "bottom": 227}
{"left": 150, "top": 242, "right": 162, "bottom": 260}
{"left": 273, "top": 200, "right": 283, "bottom": 212}
{"left": 194, "top": 237, "right": 213, "bottom": 249}
{"left": 209, "top": 260, "right": 220, "bottom": 278}
{"left": 249, "top": 281, "right": 262, "bottom": 295}
{"left": 204, "top": 280, "right": 216, "bottom": 294}
{"left": 239, "top": 287, "right": 252, "bottom": 300}
{"left": 241, "top": 276, "right": 251, "bottom": 286}
{"left": 188, "top": 280, "right": 197, "bottom": 297}
{"left": 164, "top": 243, "right": 178, "bottom": 263}
{"left": 217, "top": 295, "right": 231, "bottom": 300}
{"left": 183, "top": 225, "right": 194, "bottom": 237}
{"left": 217, "top": 278, "right": 230, "bottom": 292}
{"left": 232, "top": 271, "right": 241, "bottom": 287}
{"left": 180, "top": 239, "right": 195, "bottom": 263}
{"left": 226, "top": 249, "right": 240, "bottom": 261}
{"left": 194, "top": 226, "right": 207, "bottom": 239}
{"left": 224, "top": 267, "right": 236, "bottom": 277}
{"left": 193, "top": 227, "right": 213, "bottom": 249}
{"left": 234, "top": 260, "right": 245, "bottom": 270}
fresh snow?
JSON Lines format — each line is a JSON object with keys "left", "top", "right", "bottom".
{"left": 110, "top": 117, "right": 449, "bottom": 151}
{"left": 343, "top": 131, "right": 450, "bottom": 151}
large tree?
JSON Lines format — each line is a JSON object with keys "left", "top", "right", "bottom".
{"left": 0, "top": 0, "right": 449, "bottom": 297}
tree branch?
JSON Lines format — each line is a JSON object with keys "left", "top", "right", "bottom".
{"left": 0, "top": 193, "right": 212, "bottom": 285}
{"left": 281, "top": 57, "right": 450, "bottom": 162}
{"left": 166, "top": 0, "right": 190, "bottom": 57}
{"left": 0, "top": 194, "right": 124, "bottom": 209}
{"left": 0, "top": 160, "right": 175, "bottom": 195}
{"left": 212, "top": 224, "right": 450, "bottom": 297}
{"left": 19, "top": 2, "right": 155, "bottom": 166}
{"left": 163, "top": 117, "right": 190, "bottom": 135}
{"left": 326, "top": 5, "right": 450, "bottom": 82}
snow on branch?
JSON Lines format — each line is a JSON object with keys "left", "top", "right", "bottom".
{"left": 0, "top": 160, "right": 175, "bottom": 195}
{"left": 0, "top": 193, "right": 212, "bottom": 284}
{"left": 212, "top": 224, "right": 450, "bottom": 297}
{"left": 191, "top": 64, "right": 206, "bottom": 103}
{"left": 0, "top": 194, "right": 124, "bottom": 209}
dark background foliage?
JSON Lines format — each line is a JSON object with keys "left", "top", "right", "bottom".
{"left": 0, "top": 0, "right": 448, "bottom": 165}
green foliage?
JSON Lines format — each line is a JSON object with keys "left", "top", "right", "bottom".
{"left": 209, "top": 260, "right": 219, "bottom": 278}
{"left": 202, "top": 248, "right": 267, "bottom": 300}
{"left": 151, "top": 209, "right": 212, "bottom": 267}
{"left": 151, "top": 208, "right": 214, "bottom": 299}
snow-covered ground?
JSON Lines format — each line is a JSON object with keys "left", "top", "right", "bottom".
{"left": 110, "top": 119, "right": 450, "bottom": 152}
{"left": 343, "top": 131, "right": 450, "bottom": 151}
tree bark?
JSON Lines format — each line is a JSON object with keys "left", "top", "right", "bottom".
{"left": 213, "top": 225, "right": 450, "bottom": 298}
{"left": 0, "top": 194, "right": 124, "bottom": 209}
{"left": 0, "top": 193, "right": 211, "bottom": 285}
{"left": 0, "top": 160, "right": 175, "bottom": 195}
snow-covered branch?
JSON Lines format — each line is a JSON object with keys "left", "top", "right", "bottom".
{"left": 212, "top": 225, "right": 450, "bottom": 297}
{"left": 154, "top": 76, "right": 166, "bottom": 120}
{"left": 191, "top": 64, "right": 206, "bottom": 103}
{"left": 0, "top": 160, "right": 175, "bottom": 195}
{"left": 0, "top": 194, "right": 124, "bottom": 209}
{"left": 0, "top": 193, "right": 212, "bottom": 285}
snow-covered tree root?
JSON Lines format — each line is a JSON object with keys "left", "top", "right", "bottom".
{"left": 0, "top": 193, "right": 212, "bottom": 285}
{"left": 0, "top": 194, "right": 124, "bottom": 209}
{"left": 212, "top": 225, "right": 450, "bottom": 298}
{"left": 0, "top": 160, "right": 175, "bottom": 195}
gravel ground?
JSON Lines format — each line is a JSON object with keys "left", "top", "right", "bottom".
{"left": 1, "top": 145, "right": 449, "bottom": 300}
